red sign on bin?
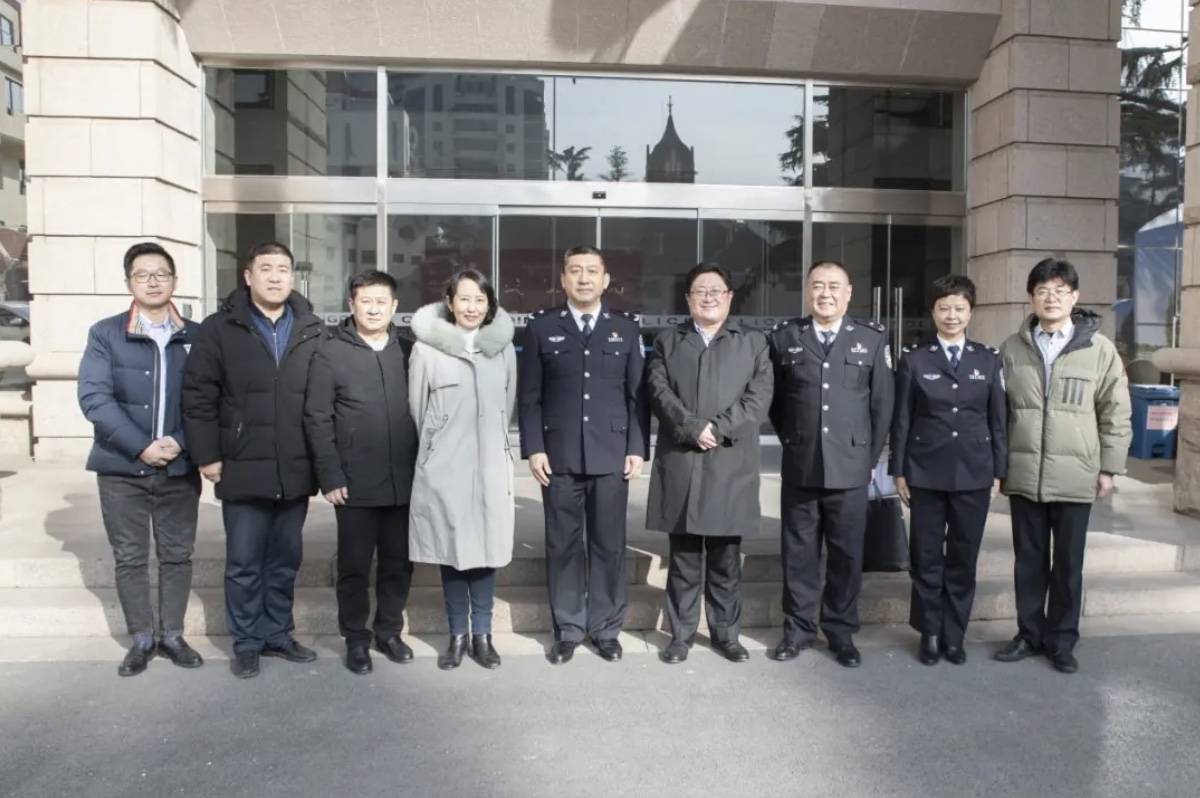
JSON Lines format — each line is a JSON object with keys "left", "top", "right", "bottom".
{"left": 1146, "top": 405, "right": 1179, "bottom": 432}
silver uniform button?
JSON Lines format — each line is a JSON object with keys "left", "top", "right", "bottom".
{"left": 822, "top": 383, "right": 829, "bottom": 389}
{"left": 583, "top": 416, "right": 589, "bottom": 422}
{"left": 584, "top": 350, "right": 590, "bottom": 356}
{"left": 952, "top": 407, "right": 959, "bottom": 413}
{"left": 952, "top": 431, "right": 959, "bottom": 437}
{"left": 952, "top": 384, "right": 958, "bottom": 389}
{"left": 822, "top": 427, "right": 829, "bottom": 434}
{"left": 823, "top": 363, "right": 830, "bottom": 369}
{"left": 583, "top": 394, "right": 590, "bottom": 400}
{"left": 584, "top": 371, "right": 590, "bottom": 378}
{"left": 822, "top": 405, "right": 829, "bottom": 411}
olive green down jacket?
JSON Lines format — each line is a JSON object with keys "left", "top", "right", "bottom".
{"left": 999, "top": 310, "right": 1131, "bottom": 504}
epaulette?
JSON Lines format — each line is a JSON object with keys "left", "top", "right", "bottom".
{"left": 535, "top": 309, "right": 546, "bottom": 316}
{"left": 901, "top": 345, "right": 911, "bottom": 354}
{"left": 989, "top": 345, "right": 1000, "bottom": 354}
{"left": 609, "top": 309, "right": 640, "bottom": 323}
{"left": 770, "top": 319, "right": 792, "bottom": 332}
{"left": 854, "top": 317, "right": 886, "bottom": 333}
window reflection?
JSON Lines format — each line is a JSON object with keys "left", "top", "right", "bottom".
{"left": 386, "top": 215, "right": 494, "bottom": 307}
{"left": 813, "top": 87, "right": 963, "bottom": 191}
{"left": 601, "top": 217, "right": 698, "bottom": 315}
{"left": 207, "top": 68, "right": 377, "bottom": 176}
{"left": 701, "top": 219, "right": 803, "bottom": 317}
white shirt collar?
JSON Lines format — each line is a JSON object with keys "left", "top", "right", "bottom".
{"left": 567, "top": 302, "right": 601, "bottom": 331}
{"left": 937, "top": 334, "right": 965, "bottom": 351}
{"left": 813, "top": 317, "right": 843, "bottom": 337}
{"left": 1037, "top": 319, "right": 1074, "bottom": 342}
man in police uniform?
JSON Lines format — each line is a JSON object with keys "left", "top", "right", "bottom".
{"left": 519, "top": 245, "right": 650, "bottom": 665}
{"left": 767, "top": 260, "right": 894, "bottom": 667}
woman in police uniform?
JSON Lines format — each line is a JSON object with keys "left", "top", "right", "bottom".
{"left": 889, "top": 275, "right": 1006, "bottom": 666}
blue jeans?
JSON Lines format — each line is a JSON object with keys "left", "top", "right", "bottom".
{"left": 440, "top": 566, "right": 496, "bottom": 635}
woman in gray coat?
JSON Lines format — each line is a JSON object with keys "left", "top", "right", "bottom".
{"left": 646, "top": 264, "right": 774, "bottom": 665}
{"left": 408, "top": 269, "right": 517, "bottom": 670}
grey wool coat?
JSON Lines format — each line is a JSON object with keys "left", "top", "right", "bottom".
{"left": 645, "top": 319, "right": 774, "bottom": 537}
{"left": 408, "top": 302, "right": 518, "bottom": 570}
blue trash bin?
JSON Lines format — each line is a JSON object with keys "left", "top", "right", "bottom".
{"left": 1128, "top": 384, "right": 1180, "bottom": 459}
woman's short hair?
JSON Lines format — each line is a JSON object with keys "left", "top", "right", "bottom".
{"left": 930, "top": 274, "right": 977, "bottom": 310}
{"left": 444, "top": 268, "right": 498, "bottom": 327}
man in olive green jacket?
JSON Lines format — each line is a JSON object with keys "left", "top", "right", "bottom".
{"left": 994, "top": 258, "right": 1131, "bottom": 675}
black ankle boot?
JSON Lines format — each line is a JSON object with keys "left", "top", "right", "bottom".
{"left": 438, "top": 634, "right": 468, "bottom": 670}
{"left": 471, "top": 634, "right": 501, "bottom": 669}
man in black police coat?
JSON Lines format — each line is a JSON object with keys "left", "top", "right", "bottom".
{"left": 519, "top": 245, "right": 650, "bottom": 665}
{"left": 767, "top": 260, "right": 894, "bottom": 667}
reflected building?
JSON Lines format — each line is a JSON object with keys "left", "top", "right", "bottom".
{"left": 387, "top": 74, "right": 550, "bottom": 180}
{"left": 645, "top": 101, "right": 696, "bottom": 184}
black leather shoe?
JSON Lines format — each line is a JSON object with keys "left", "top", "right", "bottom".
{"left": 261, "top": 639, "right": 317, "bottom": 663}
{"left": 831, "top": 640, "right": 862, "bottom": 668}
{"left": 994, "top": 637, "right": 1041, "bottom": 663}
{"left": 471, "top": 635, "right": 502, "bottom": 669}
{"left": 918, "top": 634, "right": 940, "bottom": 666}
{"left": 660, "top": 640, "right": 689, "bottom": 664}
{"left": 1051, "top": 650, "right": 1079, "bottom": 674}
{"left": 593, "top": 638, "right": 623, "bottom": 662}
{"left": 346, "top": 646, "right": 372, "bottom": 675}
{"left": 375, "top": 635, "right": 414, "bottom": 664}
{"left": 713, "top": 640, "right": 750, "bottom": 663}
{"left": 438, "top": 635, "right": 468, "bottom": 670}
{"left": 230, "top": 650, "right": 260, "bottom": 679}
{"left": 770, "top": 638, "right": 812, "bottom": 661}
{"left": 548, "top": 640, "right": 578, "bottom": 665}
{"left": 942, "top": 644, "right": 967, "bottom": 665}
{"left": 118, "top": 644, "right": 154, "bottom": 677}
{"left": 157, "top": 637, "right": 203, "bottom": 668}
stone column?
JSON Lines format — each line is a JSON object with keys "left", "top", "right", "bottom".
{"left": 22, "top": 0, "right": 202, "bottom": 459}
{"left": 967, "top": 0, "right": 1123, "bottom": 346}
{"left": 1152, "top": 0, "right": 1200, "bottom": 517}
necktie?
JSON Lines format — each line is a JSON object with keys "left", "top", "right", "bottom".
{"left": 581, "top": 313, "right": 593, "bottom": 342}
{"left": 821, "top": 330, "right": 835, "bottom": 354}
{"left": 948, "top": 344, "right": 960, "bottom": 371}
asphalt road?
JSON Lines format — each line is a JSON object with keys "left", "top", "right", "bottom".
{"left": 2, "top": 634, "right": 1199, "bottom": 798}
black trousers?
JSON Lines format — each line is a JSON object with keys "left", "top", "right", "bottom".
{"left": 440, "top": 566, "right": 496, "bottom": 635}
{"left": 907, "top": 486, "right": 992, "bottom": 645}
{"left": 97, "top": 471, "right": 201, "bottom": 643}
{"left": 334, "top": 505, "right": 413, "bottom": 646}
{"left": 1009, "top": 495, "right": 1093, "bottom": 653}
{"left": 222, "top": 497, "right": 308, "bottom": 654}
{"left": 780, "top": 483, "right": 868, "bottom": 645}
{"left": 665, "top": 534, "right": 742, "bottom": 644}
{"left": 542, "top": 472, "right": 629, "bottom": 643}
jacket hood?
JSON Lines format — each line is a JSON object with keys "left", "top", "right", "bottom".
{"left": 1019, "top": 307, "right": 1102, "bottom": 348}
{"left": 411, "top": 302, "right": 514, "bottom": 358}
{"left": 332, "top": 315, "right": 400, "bottom": 348}
{"left": 222, "top": 287, "right": 315, "bottom": 319}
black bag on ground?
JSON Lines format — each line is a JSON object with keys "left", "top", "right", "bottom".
{"left": 862, "top": 457, "right": 909, "bottom": 573}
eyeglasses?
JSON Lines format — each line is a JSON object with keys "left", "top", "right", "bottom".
{"left": 1032, "top": 287, "right": 1073, "bottom": 300}
{"left": 129, "top": 272, "right": 175, "bottom": 285}
{"left": 687, "top": 288, "right": 730, "bottom": 300}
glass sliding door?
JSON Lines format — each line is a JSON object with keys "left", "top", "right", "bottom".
{"left": 497, "top": 214, "right": 597, "bottom": 314}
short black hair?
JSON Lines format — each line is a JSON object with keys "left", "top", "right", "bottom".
{"left": 244, "top": 241, "right": 295, "bottom": 270}
{"left": 445, "top": 268, "right": 498, "bottom": 327}
{"left": 123, "top": 242, "right": 175, "bottom": 279}
{"left": 930, "top": 274, "right": 976, "bottom": 309}
{"left": 684, "top": 262, "right": 732, "bottom": 294}
{"left": 562, "top": 245, "right": 605, "bottom": 272}
{"left": 1026, "top": 257, "right": 1079, "bottom": 295}
{"left": 348, "top": 270, "right": 397, "bottom": 300}
{"left": 808, "top": 260, "right": 851, "bottom": 283}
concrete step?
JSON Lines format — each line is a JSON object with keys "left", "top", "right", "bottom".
{"left": 1, "top": 531, "right": 1182, "bottom": 590}
{"left": 3, "top": 571, "right": 1199, "bottom": 637}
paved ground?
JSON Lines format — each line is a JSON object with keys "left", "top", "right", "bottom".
{"left": 2, "top": 629, "right": 1199, "bottom": 798}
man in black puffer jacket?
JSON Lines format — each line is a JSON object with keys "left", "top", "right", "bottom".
{"left": 303, "top": 270, "right": 419, "bottom": 676}
{"left": 182, "top": 241, "right": 326, "bottom": 679}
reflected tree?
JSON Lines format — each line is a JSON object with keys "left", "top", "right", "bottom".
{"left": 601, "top": 146, "right": 630, "bottom": 182}
{"left": 548, "top": 145, "right": 592, "bottom": 181}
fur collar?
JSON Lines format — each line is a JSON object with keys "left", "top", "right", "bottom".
{"left": 411, "top": 302, "right": 514, "bottom": 358}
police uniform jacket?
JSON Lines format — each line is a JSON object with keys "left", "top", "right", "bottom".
{"left": 888, "top": 340, "right": 1007, "bottom": 492}
{"left": 518, "top": 305, "right": 649, "bottom": 476}
{"left": 645, "top": 319, "right": 773, "bottom": 537}
{"left": 767, "top": 316, "right": 894, "bottom": 490}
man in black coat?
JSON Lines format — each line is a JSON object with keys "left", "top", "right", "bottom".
{"left": 767, "top": 260, "right": 894, "bottom": 668}
{"left": 519, "top": 245, "right": 649, "bottom": 665}
{"left": 182, "top": 241, "right": 326, "bottom": 679}
{"left": 304, "top": 270, "right": 419, "bottom": 676}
